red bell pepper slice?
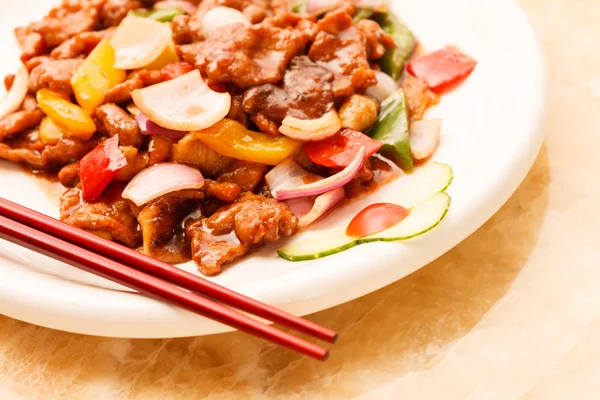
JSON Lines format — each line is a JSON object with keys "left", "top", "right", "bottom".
{"left": 303, "top": 129, "right": 383, "bottom": 168}
{"left": 407, "top": 46, "right": 477, "bottom": 94}
{"left": 346, "top": 203, "right": 410, "bottom": 238}
{"left": 161, "top": 61, "right": 194, "bottom": 81}
{"left": 80, "top": 135, "right": 127, "bottom": 202}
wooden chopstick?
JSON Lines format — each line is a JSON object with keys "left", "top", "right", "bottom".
{"left": 0, "top": 199, "right": 335, "bottom": 360}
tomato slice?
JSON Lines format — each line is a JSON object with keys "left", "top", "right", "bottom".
{"left": 80, "top": 135, "right": 127, "bottom": 202}
{"left": 303, "top": 129, "right": 383, "bottom": 168}
{"left": 346, "top": 203, "right": 410, "bottom": 238}
{"left": 407, "top": 46, "right": 477, "bottom": 94}
{"left": 161, "top": 61, "right": 194, "bottom": 81}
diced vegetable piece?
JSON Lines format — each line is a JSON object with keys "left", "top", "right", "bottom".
{"left": 279, "top": 192, "right": 450, "bottom": 261}
{"left": 79, "top": 136, "right": 127, "bottom": 202}
{"left": 292, "top": 0, "right": 307, "bottom": 13}
{"left": 135, "top": 113, "right": 187, "bottom": 139}
{"left": 376, "top": 12, "right": 415, "bottom": 81}
{"left": 161, "top": 61, "right": 194, "bottom": 81}
{"left": 368, "top": 89, "right": 413, "bottom": 171}
{"left": 407, "top": 46, "right": 477, "bottom": 94}
{"left": 202, "top": 7, "right": 249, "bottom": 39}
{"left": 304, "top": 128, "right": 383, "bottom": 168}
{"left": 0, "top": 64, "right": 28, "bottom": 119}
{"left": 36, "top": 89, "right": 96, "bottom": 140}
{"left": 279, "top": 110, "right": 342, "bottom": 142}
{"left": 287, "top": 188, "right": 346, "bottom": 228}
{"left": 346, "top": 203, "right": 409, "bottom": 238}
{"left": 39, "top": 116, "right": 67, "bottom": 144}
{"left": 129, "top": 8, "right": 185, "bottom": 22}
{"left": 194, "top": 119, "right": 301, "bottom": 166}
{"left": 409, "top": 119, "right": 441, "bottom": 161}
{"left": 366, "top": 70, "right": 399, "bottom": 102}
{"left": 277, "top": 162, "right": 452, "bottom": 261}
{"left": 353, "top": 8, "right": 374, "bottom": 22}
{"left": 71, "top": 39, "right": 126, "bottom": 112}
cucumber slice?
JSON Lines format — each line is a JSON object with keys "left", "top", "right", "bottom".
{"left": 278, "top": 192, "right": 451, "bottom": 261}
{"left": 277, "top": 162, "right": 453, "bottom": 262}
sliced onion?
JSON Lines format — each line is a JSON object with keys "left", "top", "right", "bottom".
{"left": 366, "top": 71, "right": 399, "bottom": 103}
{"left": 122, "top": 162, "right": 204, "bottom": 206}
{"left": 409, "top": 119, "right": 442, "bottom": 161}
{"left": 0, "top": 64, "right": 28, "bottom": 119}
{"left": 154, "top": 0, "right": 197, "bottom": 15}
{"left": 287, "top": 187, "right": 345, "bottom": 228}
{"left": 202, "top": 6, "right": 249, "bottom": 39}
{"left": 275, "top": 146, "right": 365, "bottom": 201}
{"left": 132, "top": 69, "right": 231, "bottom": 131}
{"left": 135, "top": 113, "right": 188, "bottom": 139}
{"left": 111, "top": 17, "right": 173, "bottom": 69}
{"left": 126, "top": 103, "right": 141, "bottom": 117}
{"left": 279, "top": 110, "right": 342, "bottom": 141}
{"left": 266, "top": 158, "right": 323, "bottom": 196}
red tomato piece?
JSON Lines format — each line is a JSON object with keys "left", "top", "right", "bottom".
{"left": 303, "top": 129, "right": 383, "bottom": 168}
{"left": 407, "top": 46, "right": 477, "bottom": 94}
{"left": 80, "top": 136, "right": 127, "bottom": 202}
{"left": 161, "top": 61, "right": 194, "bottom": 81}
{"left": 346, "top": 203, "right": 410, "bottom": 238}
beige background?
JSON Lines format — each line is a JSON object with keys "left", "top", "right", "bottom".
{"left": 1, "top": 0, "right": 597, "bottom": 398}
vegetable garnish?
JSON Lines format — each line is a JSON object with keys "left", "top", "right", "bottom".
{"left": 279, "top": 110, "right": 342, "bottom": 142}
{"left": 71, "top": 39, "right": 126, "bottom": 112}
{"left": 0, "top": 64, "right": 28, "bottom": 119}
{"left": 39, "top": 116, "right": 67, "bottom": 145}
{"left": 129, "top": 8, "right": 186, "bottom": 22}
{"left": 135, "top": 113, "right": 187, "bottom": 140}
{"left": 376, "top": 12, "right": 415, "bottom": 81}
{"left": 346, "top": 203, "right": 410, "bottom": 238}
{"left": 407, "top": 46, "right": 477, "bottom": 94}
{"left": 36, "top": 89, "right": 96, "bottom": 140}
{"left": 111, "top": 16, "right": 178, "bottom": 70}
{"left": 409, "top": 119, "right": 442, "bottom": 161}
{"left": 368, "top": 89, "right": 413, "bottom": 171}
{"left": 80, "top": 136, "right": 127, "bottom": 202}
{"left": 304, "top": 128, "right": 383, "bottom": 168}
{"left": 194, "top": 119, "right": 301, "bottom": 166}
{"left": 202, "top": 6, "right": 249, "bottom": 39}
{"left": 287, "top": 188, "right": 346, "bottom": 228}
{"left": 274, "top": 146, "right": 366, "bottom": 201}
{"left": 131, "top": 69, "right": 231, "bottom": 132}
{"left": 122, "top": 163, "right": 205, "bottom": 207}
{"left": 161, "top": 61, "right": 194, "bottom": 81}
{"left": 366, "top": 70, "right": 399, "bottom": 103}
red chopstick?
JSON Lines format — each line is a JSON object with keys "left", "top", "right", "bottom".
{"left": 0, "top": 198, "right": 337, "bottom": 360}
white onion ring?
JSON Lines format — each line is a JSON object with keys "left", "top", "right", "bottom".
{"left": 0, "top": 64, "right": 28, "bottom": 120}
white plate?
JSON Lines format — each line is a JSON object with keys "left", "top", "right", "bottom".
{"left": 0, "top": 0, "right": 545, "bottom": 338}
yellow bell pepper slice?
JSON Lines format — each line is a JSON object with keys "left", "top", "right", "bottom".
{"left": 71, "top": 39, "right": 126, "bottom": 112}
{"left": 142, "top": 41, "right": 180, "bottom": 70}
{"left": 39, "top": 116, "right": 67, "bottom": 144}
{"left": 36, "top": 89, "right": 96, "bottom": 140}
{"left": 194, "top": 119, "right": 301, "bottom": 166}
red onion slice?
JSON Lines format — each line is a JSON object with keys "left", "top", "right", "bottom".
{"left": 287, "top": 187, "right": 346, "bottom": 228}
{"left": 122, "top": 162, "right": 204, "bottom": 206}
{"left": 275, "top": 146, "right": 365, "bottom": 201}
{"left": 135, "top": 113, "right": 188, "bottom": 140}
{"left": 0, "top": 64, "right": 28, "bottom": 119}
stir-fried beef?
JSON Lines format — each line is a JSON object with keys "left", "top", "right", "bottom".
{"left": 356, "top": 19, "right": 396, "bottom": 61}
{"left": 51, "top": 28, "right": 114, "bottom": 59}
{"left": 402, "top": 74, "right": 440, "bottom": 121}
{"left": 178, "top": 19, "right": 312, "bottom": 88}
{"left": 186, "top": 192, "right": 297, "bottom": 275}
{"left": 103, "top": 70, "right": 163, "bottom": 104}
{"left": 100, "top": 0, "right": 142, "bottom": 27}
{"left": 28, "top": 58, "right": 84, "bottom": 97}
{"left": 60, "top": 185, "right": 141, "bottom": 247}
{"left": 58, "top": 161, "right": 80, "bottom": 187}
{"left": 309, "top": 9, "right": 376, "bottom": 93}
{"left": 204, "top": 180, "right": 241, "bottom": 202}
{"left": 95, "top": 103, "right": 143, "bottom": 147}
{"left": 0, "top": 109, "right": 44, "bottom": 141}
{"left": 217, "top": 160, "right": 268, "bottom": 193}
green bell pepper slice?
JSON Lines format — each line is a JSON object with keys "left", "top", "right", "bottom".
{"left": 129, "top": 8, "right": 186, "bottom": 22}
{"left": 376, "top": 12, "right": 416, "bottom": 81}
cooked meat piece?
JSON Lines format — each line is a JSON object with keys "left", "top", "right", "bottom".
{"left": 309, "top": 9, "right": 376, "bottom": 93}
{"left": 100, "top": 0, "right": 143, "bottom": 27}
{"left": 186, "top": 192, "right": 298, "bottom": 275}
{"left": 226, "top": 93, "right": 249, "bottom": 127}
{"left": 4, "top": 75, "right": 15, "bottom": 91}
{"left": 137, "top": 69, "right": 164, "bottom": 86}
{"left": 24, "top": 56, "right": 52, "bottom": 73}
{"left": 19, "top": 0, "right": 103, "bottom": 49}
{"left": 217, "top": 160, "right": 267, "bottom": 192}
{"left": 242, "top": 56, "right": 335, "bottom": 132}
{"left": 60, "top": 185, "right": 141, "bottom": 247}
{"left": 0, "top": 109, "right": 44, "bottom": 141}
{"left": 171, "top": 15, "right": 195, "bottom": 45}
{"left": 148, "top": 136, "right": 172, "bottom": 165}
{"left": 171, "top": 132, "right": 233, "bottom": 177}
{"left": 14, "top": 27, "right": 47, "bottom": 62}
{"left": 138, "top": 192, "right": 203, "bottom": 264}
{"left": 338, "top": 94, "right": 379, "bottom": 132}
{"left": 0, "top": 130, "right": 95, "bottom": 169}
{"left": 113, "top": 146, "right": 149, "bottom": 182}
{"left": 345, "top": 158, "right": 374, "bottom": 198}
{"left": 251, "top": 113, "right": 279, "bottom": 136}
{"left": 204, "top": 180, "right": 241, "bottom": 202}
{"left": 402, "top": 74, "right": 440, "bottom": 121}
{"left": 22, "top": 95, "right": 40, "bottom": 112}
{"left": 356, "top": 19, "right": 396, "bottom": 61}
{"left": 50, "top": 28, "right": 114, "bottom": 59}
{"left": 28, "top": 58, "right": 84, "bottom": 97}
{"left": 95, "top": 103, "right": 143, "bottom": 147}
{"left": 58, "top": 161, "right": 80, "bottom": 187}
{"left": 178, "top": 19, "right": 311, "bottom": 88}
{"left": 104, "top": 76, "right": 143, "bottom": 104}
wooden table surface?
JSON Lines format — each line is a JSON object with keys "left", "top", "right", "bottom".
{"left": 1, "top": 0, "right": 597, "bottom": 398}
